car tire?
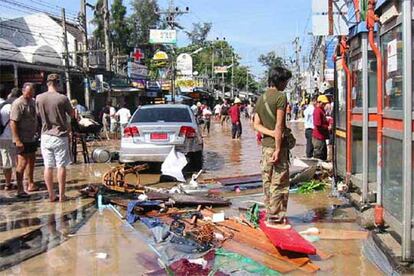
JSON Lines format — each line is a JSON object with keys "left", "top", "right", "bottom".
{"left": 187, "top": 151, "right": 203, "bottom": 172}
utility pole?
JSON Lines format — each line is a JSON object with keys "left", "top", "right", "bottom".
{"left": 156, "top": 0, "right": 189, "bottom": 103}
{"left": 293, "top": 37, "right": 301, "bottom": 100}
{"left": 61, "top": 8, "right": 72, "bottom": 99}
{"left": 211, "top": 47, "right": 215, "bottom": 96}
{"left": 231, "top": 53, "right": 234, "bottom": 99}
{"left": 80, "top": 0, "right": 90, "bottom": 109}
{"left": 103, "top": 0, "right": 111, "bottom": 72}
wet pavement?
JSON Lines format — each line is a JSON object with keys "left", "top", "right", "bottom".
{"left": 0, "top": 118, "right": 383, "bottom": 275}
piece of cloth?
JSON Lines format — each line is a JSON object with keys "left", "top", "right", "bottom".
{"left": 0, "top": 103, "right": 12, "bottom": 140}
{"left": 228, "top": 105, "right": 240, "bottom": 124}
{"left": 261, "top": 146, "right": 289, "bottom": 221}
{"left": 40, "top": 134, "right": 71, "bottom": 168}
{"left": 116, "top": 108, "right": 131, "bottom": 124}
{"left": 255, "top": 88, "right": 287, "bottom": 148}
{"left": 36, "top": 91, "right": 73, "bottom": 137}
{"left": 213, "top": 248, "right": 279, "bottom": 276}
{"left": 231, "top": 123, "right": 242, "bottom": 139}
{"left": 303, "top": 104, "right": 315, "bottom": 129}
{"left": 312, "top": 106, "right": 329, "bottom": 141}
{"left": 312, "top": 137, "right": 327, "bottom": 161}
{"left": 10, "top": 96, "right": 37, "bottom": 143}
{"left": 305, "top": 128, "right": 314, "bottom": 158}
{"left": 75, "top": 104, "right": 87, "bottom": 113}
{"left": 0, "top": 143, "right": 16, "bottom": 169}
{"left": 126, "top": 200, "right": 140, "bottom": 224}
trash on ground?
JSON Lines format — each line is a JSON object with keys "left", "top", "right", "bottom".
{"left": 161, "top": 148, "right": 187, "bottom": 182}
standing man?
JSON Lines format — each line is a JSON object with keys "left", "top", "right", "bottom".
{"left": 303, "top": 95, "right": 317, "bottom": 158}
{"left": 36, "top": 74, "right": 74, "bottom": 202}
{"left": 220, "top": 99, "right": 230, "bottom": 126}
{"left": 10, "top": 83, "right": 38, "bottom": 197}
{"left": 116, "top": 104, "right": 131, "bottom": 136}
{"left": 0, "top": 86, "right": 21, "bottom": 190}
{"left": 254, "top": 66, "right": 292, "bottom": 229}
{"left": 312, "top": 95, "right": 330, "bottom": 161}
{"left": 229, "top": 98, "right": 242, "bottom": 139}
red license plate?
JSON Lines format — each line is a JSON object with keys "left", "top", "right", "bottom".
{"left": 151, "top": 132, "right": 168, "bottom": 140}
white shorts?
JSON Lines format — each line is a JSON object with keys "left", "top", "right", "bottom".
{"left": 0, "top": 140, "right": 16, "bottom": 169}
{"left": 41, "top": 135, "right": 71, "bottom": 168}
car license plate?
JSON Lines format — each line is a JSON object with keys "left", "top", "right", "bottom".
{"left": 151, "top": 132, "right": 168, "bottom": 140}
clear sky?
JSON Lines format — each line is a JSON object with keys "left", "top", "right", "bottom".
{"left": 0, "top": 0, "right": 313, "bottom": 78}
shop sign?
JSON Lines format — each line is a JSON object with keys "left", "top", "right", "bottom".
{"left": 176, "top": 53, "right": 193, "bottom": 76}
{"left": 214, "top": 66, "right": 228, "bottom": 74}
{"left": 153, "top": 51, "right": 169, "bottom": 61}
{"left": 149, "top": 29, "right": 177, "bottom": 44}
{"left": 127, "top": 62, "right": 148, "bottom": 79}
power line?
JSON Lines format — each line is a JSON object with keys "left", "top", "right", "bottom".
{"left": 0, "top": 0, "right": 78, "bottom": 21}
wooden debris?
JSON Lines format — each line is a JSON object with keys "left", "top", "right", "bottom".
{"left": 102, "top": 164, "right": 148, "bottom": 193}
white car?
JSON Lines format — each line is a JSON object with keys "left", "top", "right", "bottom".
{"left": 119, "top": 104, "right": 204, "bottom": 170}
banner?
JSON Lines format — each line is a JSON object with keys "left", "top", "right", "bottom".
{"left": 176, "top": 53, "right": 193, "bottom": 76}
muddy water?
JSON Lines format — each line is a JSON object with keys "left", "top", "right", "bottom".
{"left": 0, "top": 119, "right": 383, "bottom": 275}
{"left": 2, "top": 208, "right": 160, "bottom": 275}
{"left": 202, "top": 118, "right": 262, "bottom": 178}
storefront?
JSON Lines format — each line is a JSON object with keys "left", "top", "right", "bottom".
{"left": 334, "top": 0, "right": 414, "bottom": 260}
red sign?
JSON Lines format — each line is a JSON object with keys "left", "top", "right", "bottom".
{"left": 133, "top": 48, "right": 144, "bottom": 62}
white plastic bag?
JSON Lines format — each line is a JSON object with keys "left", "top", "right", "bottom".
{"left": 161, "top": 147, "right": 187, "bottom": 182}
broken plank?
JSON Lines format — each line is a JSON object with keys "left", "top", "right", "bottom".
{"left": 171, "top": 194, "right": 231, "bottom": 207}
{"left": 222, "top": 240, "right": 299, "bottom": 274}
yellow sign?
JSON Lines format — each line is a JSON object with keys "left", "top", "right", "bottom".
{"left": 153, "top": 51, "right": 169, "bottom": 61}
{"left": 336, "top": 129, "right": 346, "bottom": 138}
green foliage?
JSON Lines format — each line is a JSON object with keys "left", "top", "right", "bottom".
{"left": 91, "top": 0, "right": 104, "bottom": 44}
{"left": 298, "top": 180, "right": 326, "bottom": 194}
{"left": 258, "top": 51, "right": 286, "bottom": 69}
{"left": 111, "top": 0, "right": 129, "bottom": 54}
{"left": 129, "top": 0, "right": 160, "bottom": 46}
{"left": 185, "top": 22, "right": 212, "bottom": 45}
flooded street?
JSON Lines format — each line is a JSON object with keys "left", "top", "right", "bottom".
{"left": 0, "top": 119, "right": 382, "bottom": 275}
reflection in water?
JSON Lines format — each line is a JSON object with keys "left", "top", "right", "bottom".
{"left": 0, "top": 201, "right": 96, "bottom": 270}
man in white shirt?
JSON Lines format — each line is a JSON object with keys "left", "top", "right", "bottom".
{"left": 303, "top": 95, "right": 317, "bottom": 158}
{"left": 0, "top": 87, "right": 21, "bottom": 190}
{"left": 213, "top": 103, "right": 222, "bottom": 121}
{"left": 202, "top": 106, "right": 213, "bottom": 134}
{"left": 116, "top": 104, "right": 131, "bottom": 136}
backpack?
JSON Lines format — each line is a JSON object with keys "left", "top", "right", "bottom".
{"left": 0, "top": 101, "right": 11, "bottom": 136}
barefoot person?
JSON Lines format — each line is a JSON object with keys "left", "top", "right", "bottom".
{"left": 10, "top": 83, "right": 39, "bottom": 197}
{"left": 254, "top": 66, "right": 292, "bottom": 229}
{"left": 36, "top": 74, "right": 74, "bottom": 202}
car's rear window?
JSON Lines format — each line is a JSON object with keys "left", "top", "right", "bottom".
{"left": 131, "top": 107, "right": 192, "bottom": 123}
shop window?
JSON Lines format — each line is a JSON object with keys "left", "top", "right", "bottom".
{"left": 382, "top": 136, "right": 403, "bottom": 222}
{"left": 367, "top": 51, "right": 378, "bottom": 108}
{"left": 351, "top": 55, "right": 363, "bottom": 108}
{"left": 352, "top": 126, "right": 363, "bottom": 174}
{"left": 337, "top": 136, "right": 346, "bottom": 177}
{"left": 336, "top": 66, "right": 347, "bottom": 130}
{"left": 381, "top": 25, "right": 403, "bottom": 111}
{"left": 368, "top": 127, "right": 377, "bottom": 183}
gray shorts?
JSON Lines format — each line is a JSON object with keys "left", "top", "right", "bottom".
{"left": 41, "top": 135, "right": 71, "bottom": 168}
{"left": 0, "top": 140, "right": 16, "bottom": 169}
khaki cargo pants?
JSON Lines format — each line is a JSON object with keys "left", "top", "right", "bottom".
{"left": 261, "top": 146, "right": 290, "bottom": 222}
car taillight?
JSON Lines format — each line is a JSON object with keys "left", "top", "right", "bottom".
{"left": 179, "top": 126, "right": 196, "bottom": 138}
{"left": 123, "top": 126, "right": 139, "bottom": 137}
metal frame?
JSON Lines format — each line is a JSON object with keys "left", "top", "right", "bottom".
{"left": 362, "top": 32, "right": 369, "bottom": 203}
{"left": 401, "top": 0, "right": 412, "bottom": 262}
